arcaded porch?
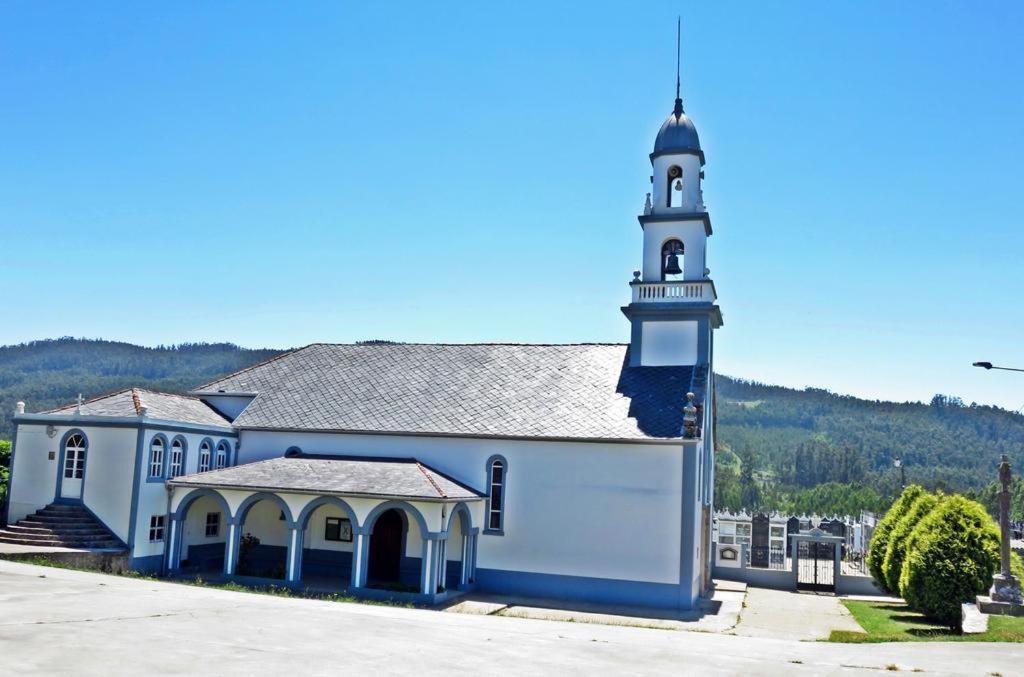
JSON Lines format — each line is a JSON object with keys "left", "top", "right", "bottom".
{"left": 165, "top": 455, "right": 484, "bottom": 603}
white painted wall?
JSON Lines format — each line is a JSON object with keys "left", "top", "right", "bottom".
{"left": 241, "top": 499, "right": 289, "bottom": 547}
{"left": 303, "top": 503, "right": 354, "bottom": 553}
{"left": 234, "top": 431, "right": 685, "bottom": 585}
{"left": 640, "top": 320, "right": 698, "bottom": 366}
{"left": 180, "top": 494, "right": 227, "bottom": 560}
{"left": 641, "top": 220, "right": 707, "bottom": 282}
{"left": 650, "top": 154, "right": 702, "bottom": 212}
{"left": 9, "top": 423, "right": 136, "bottom": 542}
{"left": 131, "top": 428, "right": 235, "bottom": 560}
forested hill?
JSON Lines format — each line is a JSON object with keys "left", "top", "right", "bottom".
{"left": 1, "top": 339, "right": 1021, "bottom": 506}
{"left": 0, "top": 338, "right": 280, "bottom": 437}
{"left": 715, "top": 375, "right": 1024, "bottom": 511}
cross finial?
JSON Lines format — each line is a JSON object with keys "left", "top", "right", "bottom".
{"left": 673, "top": 16, "right": 684, "bottom": 118}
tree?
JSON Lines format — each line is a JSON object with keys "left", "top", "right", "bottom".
{"left": 882, "top": 491, "right": 941, "bottom": 595}
{"left": 0, "top": 439, "right": 10, "bottom": 525}
{"left": 867, "top": 485, "right": 926, "bottom": 593}
{"left": 899, "top": 496, "right": 1000, "bottom": 629}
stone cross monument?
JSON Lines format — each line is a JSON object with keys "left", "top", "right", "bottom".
{"left": 988, "top": 455, "right": 1023, "bottom": 606}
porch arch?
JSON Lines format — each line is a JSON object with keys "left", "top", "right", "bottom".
{"left": 168, "top": 488, "right": 232, "bottom": 574}
{"left": 295, "top": 496, "right": 361, "bottom": 588}
{"left": 235, "top": 491, "right": 295, "bottom": 526}
{"left": 360, "top": 500, "right": 429, "bottom": 590}
{"left": 233, "top": 492, "right": 296, "bottom": 580}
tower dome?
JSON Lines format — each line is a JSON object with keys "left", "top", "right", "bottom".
{"left": 653, "top": 98, "right": 702, "bottom": 161}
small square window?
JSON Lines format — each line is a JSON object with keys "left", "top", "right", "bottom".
{"left": 205, "top": 512, "right": 220, "bottom": 538}
{"left": 325, "top": 517, "right": 352, "bottom": 542}
{"left": 149, "top": 515, "right": 166, "bottom": 542}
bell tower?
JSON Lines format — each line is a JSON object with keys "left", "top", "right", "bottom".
{"left": 622, "top": 24, "right": 722, "bottom": 367}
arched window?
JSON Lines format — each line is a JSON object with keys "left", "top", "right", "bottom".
{"left": 485, "top": 456, "right": 507, "bottom": 533}
{"left": 63, "top": 433, "right": 87, "bottom": 480}
{"left": 666, "top": 165, "right": 683, "bottom": 208}
{"left": 215, "top": 441, "right": 229, "bottom": 469}
{"left": 198, "top": 440, "right": 212, "bottom": 473}
{"left": 661, "top": 239, "right": 684, "bottom": 281}
{"left": 149, "top": 437, "right": 165, "bottom": 478}
{"left": 169, "top": 438, "right": 185, "bottom": 477}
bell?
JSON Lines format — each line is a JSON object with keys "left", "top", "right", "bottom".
{"left": 664, "top": 253, "right": 682, "bottom": 276}
{"left": 674, "top": 179, "right": 683, "bottom": 191}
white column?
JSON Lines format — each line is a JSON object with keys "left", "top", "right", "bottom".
{"left": 224, "top": 522, "right": 239, "bottom": 575}
{"left": 420, "top": 539, "right": 433, "bottom": 595}
{"left": 166, "top": 519, "right": 180, "bottom": 571}
{"left": 286, "top": 526, "right": 302, "bottom": 584}
{"left": 460, "top": 534, "right": 469, "bottom": 587}
{"left": 351, "top": 531, "right": 366, "bottom": 588}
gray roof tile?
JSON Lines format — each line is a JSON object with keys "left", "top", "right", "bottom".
{"left": 46, "top": 388, "right": 231, "bottom": 428}
{"left": 195, "top": 343, "right": 695, "bottom": 440}
{"left": 169, "top": 455, "right": 483, "bottom": 501}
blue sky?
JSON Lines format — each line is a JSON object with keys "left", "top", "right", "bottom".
{"left": 2, "top": 3, "right": 1023, "bottom": 410}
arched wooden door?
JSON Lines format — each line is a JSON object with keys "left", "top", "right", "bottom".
{"left": 368, "top": 509, "right": 403, "bottom": 583}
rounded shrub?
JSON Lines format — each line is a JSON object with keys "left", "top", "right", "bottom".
{"left": 899, "top": 495, "right": 1000, "bottom": 629}
{"left": 883, "top": 491, "right": 941, "bottom": 595}
{"left": 867, "top": 485, "right": 926, "bottom": 592}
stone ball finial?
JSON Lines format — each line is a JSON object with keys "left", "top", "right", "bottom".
{"left": 632, "top": 270, "right": 642, "bottom": 282}
{"left": 15, "top": 401, "right": 25, "bottom": 415}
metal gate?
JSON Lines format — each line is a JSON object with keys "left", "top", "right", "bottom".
{"left": 797, "top": 541, "right": 835, "bottom": 593}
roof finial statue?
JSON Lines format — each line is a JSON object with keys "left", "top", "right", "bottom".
{"left": 674, "top": 16, "right": 684, "bottom": 119}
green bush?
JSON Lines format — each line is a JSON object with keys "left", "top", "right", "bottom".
{"left": 867, "top": 485, "right": 926, "bottom": 592}
{"left": 883, "top": 491, "right": 941, "bottom": 595}
{"left": 899, "top": 495, "right": 1000, "bottom": 629}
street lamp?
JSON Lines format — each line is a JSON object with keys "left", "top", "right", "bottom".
{"left": 974, "top": 362, "right": 1024, "bottom": 373}
{"left": 894, "top": 456, "right": 906, "bottom": 489}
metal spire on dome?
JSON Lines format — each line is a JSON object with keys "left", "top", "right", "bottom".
{"left": 673, "top": 16, "right": 684, "bottom": 118}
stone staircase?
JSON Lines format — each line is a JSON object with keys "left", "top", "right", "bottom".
{"left": 0, "top": 504, "right": 124, "bottom": 550}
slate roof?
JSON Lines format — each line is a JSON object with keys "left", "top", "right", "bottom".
{"left": 169, "top": 455, "right": 483, "bottom": 501}
{"left": 194, "top": 343, "right": 697, "bottom": 441}
{"left": 45, "top": 388, "right": 232, "bottom": 428}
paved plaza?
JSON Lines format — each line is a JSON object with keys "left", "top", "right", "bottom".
{"left": 1, "top": 560, "right": 1021, "bottom": 676}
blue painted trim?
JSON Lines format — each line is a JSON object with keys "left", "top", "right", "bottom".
{"left": 146, "top": 433, "right": 169, "bottom": 483}
{"left": 53, "top": 428, "right": 88, "bottom": 503}
{"left": 4, "top": 425, "right": 19, "bottom": 526}
{"left": 236, "top": 491, "right": 295, "bottom": 527}
{"left": 172, "top": 487, "right": 233, "bottom": 522}
{"left": 444, "top": 502, "right": 473, "bottom": 534}
{"left": 475, "top": 568, "right": 691, "bottom": 610}
{"left": 130, "top": 554, "right": 165, "bottom": 574}
{"left": 13, "top": 414, "right": 237, "bottom": 436}
{"left": 215, "top": 440, "right": 231, "bottom": 470}
{"left": 483, "top": 454, "right": 507, "bottom": 535}
{"left": 197, "top": 437, "right": 214, "bottom": 473}
{"left": 126, "top": 426, "right": 146, "bottom": 551}
{"left": 168, "top": 435, "right": 188, "bottom": 478}
{"left": 678, "top": 442, "right": 699, "bottom": 609}
{"left": 295, "top": 495, "right": 360, "bottom": 582}
{"left": 362, "top": 499, "right": 429, "bottom": 537}
{"left": 637, "top": 209, "right": 712, "bottom": 236}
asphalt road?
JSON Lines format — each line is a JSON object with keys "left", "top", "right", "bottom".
{"left": 0, "top": 560, "right": 1019, "bottom": 676}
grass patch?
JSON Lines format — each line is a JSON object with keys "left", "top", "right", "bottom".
{"left": 830, "top": 600, "right": 1024, "bottom": 643}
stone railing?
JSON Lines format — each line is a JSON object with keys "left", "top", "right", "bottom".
{"left": 630, "top": 280, "right": 716, "bottom": 303}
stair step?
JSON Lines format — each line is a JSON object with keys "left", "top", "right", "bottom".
{"left": 36, "top": 504, "right": 88, "bottom": 513}
{"left": 24, "top": 515, "right": 96, "bottom": 524}
{"left": 7, "top": 524, "right": 110, "bottom": 536}
{"left": 0, "top": 532, "right": 123, "bottom": 549}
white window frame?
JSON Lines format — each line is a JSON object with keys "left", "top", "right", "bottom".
{"left": 215, "top": 441, "right": 229, "bottom": 469}
{"left": 485, "top": 457, "right": 506, "bottom": 533}
{"left": 63, "top": 433, "right": 86, "bottom": 479}
{"left": 169, "top": 439, "right": 184, "bottom": 478}
{"left": 149, "top": 438, "right": 165, "bottom": 478}
{"left": 198, "top": 441, "right": 212, "bottom": 473}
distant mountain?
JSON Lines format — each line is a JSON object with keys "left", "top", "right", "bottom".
{"left": 715, "top": 375, "right": 1024, "bottom": 511}
{"left": 0, "top": 338, "right": 281, "bottom": 437}
{"left": 1, "top": 339, "right": 1019, "bottom": 505}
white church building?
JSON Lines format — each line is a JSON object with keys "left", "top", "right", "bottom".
{"left": 3, "top": 81, "right": 724, "bottom": 610}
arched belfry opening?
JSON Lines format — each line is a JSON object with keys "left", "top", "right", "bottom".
{"left": 661, "top": 239, "right": 684, "bottom": 281}
{"left": 666, "top": 165, "right": 683, "bottom": 208}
